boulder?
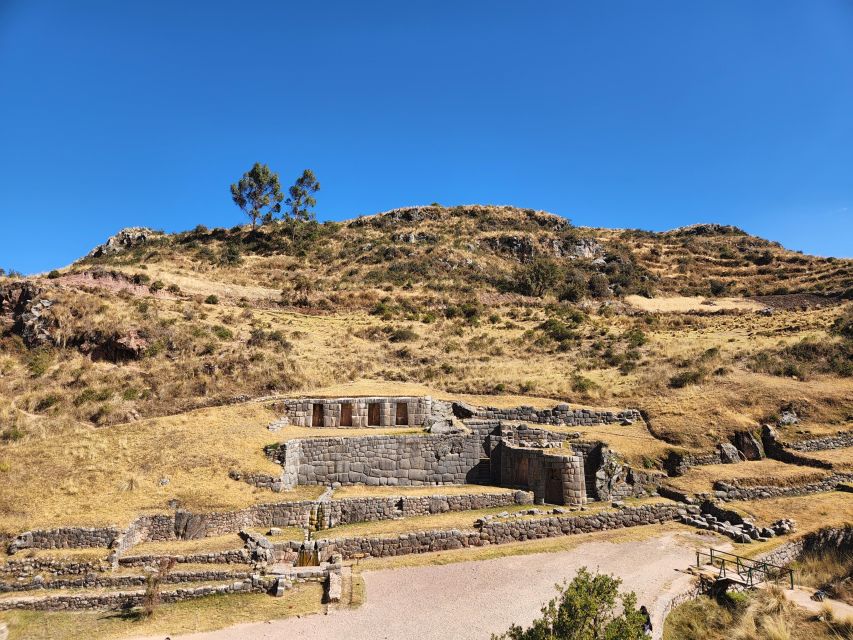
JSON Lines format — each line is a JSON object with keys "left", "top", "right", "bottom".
{"left": 717, "top": 442, "right": 743, "bottom": 464}
{"left": 778, "top": 410, "right": 799, "bottom": 426}
{"left": 733, "top": 430, "right": 764, "bottom": 460}
{"left": 451, "top": 402, "right": 477, "bottom": 419}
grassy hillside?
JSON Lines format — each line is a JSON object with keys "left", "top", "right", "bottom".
{"left": 0, "top": 204, "right": 851, "bottom": 534}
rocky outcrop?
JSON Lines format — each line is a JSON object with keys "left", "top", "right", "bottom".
{"left": 0, "top": 282, "right": 55, "bottom": 347}
{"left": 717, "top": 442, "right": 744, "bottom": 464}
{"left": 87, "top": 227, "right": 164, "bottom": 258}
{"left": 732, "top": 430, "right": 764, "bottom": 460}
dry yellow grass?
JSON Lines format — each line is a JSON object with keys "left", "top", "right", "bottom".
{"left": 547, "top": 422, "right": 680, "bottom": 465}
{"left": 665, "top": 460, "right": 830, "bottom": 494}
{"left": 731, "top": 492, "right": 853, "bottom": 534}
{"left": 127, "top": 533, "right": 245, "bottom": 557}
{"left": 797, "top": 447, "right": 853, "bottom": 470}
{"left": 0, "top": 400, "right": 421, "bottom": 534}
{"left": 331, "top": 484, "right": 516, "bottom": 498}
{"left": 0, "top": 583, "right": 325, "bottom": 640}
{"left": 624, "top": 295, "right": 765, "bottom": 313}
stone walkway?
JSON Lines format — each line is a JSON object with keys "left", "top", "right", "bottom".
{"left": 129, "top": 530, "right": 712, "bottom": 640}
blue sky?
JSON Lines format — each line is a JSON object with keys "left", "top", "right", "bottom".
{"left": 1, "top": 1, "right": 852, "bottom": 274}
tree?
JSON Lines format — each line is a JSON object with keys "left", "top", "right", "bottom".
{"left": 142, "top": 557, "right": 176, "bottom": 618}
{"left": 230, "top": 162, "right": 284, "bottom": 229}
{"left": 493, "top": 567, "right": 647, "bottom": 640}
{"left": 587, "top": 273, "right": 611, "bottom": 299}
{"left": 284, "top": 169, "right": 320, "bottom": 225}
{"left": 559, "top": 269, "right": 588, "bottom": 303}
{"left": 515, "top": 258, "right": 562, "bottom": 297}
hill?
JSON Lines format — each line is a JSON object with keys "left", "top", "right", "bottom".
{"left": 0, "top": 204, "right": 851, "bottom": 534}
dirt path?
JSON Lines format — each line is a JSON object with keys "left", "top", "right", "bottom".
{"left": 782, "top": 586, "right": 853, "bottom": 618}
{"left": 131, "top": 531, "right": 709, "bottom": 640}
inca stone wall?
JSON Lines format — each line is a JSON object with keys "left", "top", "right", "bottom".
{"left": 278, "top": 396, "right": 431, "bottom": 428}
{"left": 0, "top": 568, "right": 252, "bottom": 594}
{"left": 307, "top": 502, "right": 682, "bottom": 560}
{"left": 710, "top": 473, "right": 853, "bottom": 501}
{"left": 495, "top": 442, "right": 586, "bottom": 506}
{"left": 468, "top": 404, "right": 641, "bottom": 427}
{"left": 785, "top": 433, "right": 853, "bottom": 452}
{"left": 274, "top": 434, "right": 483, "bottom": 487}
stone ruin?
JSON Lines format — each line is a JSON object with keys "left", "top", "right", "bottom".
{"left": 263, "top": 396, "right": 657, "bottom": 507}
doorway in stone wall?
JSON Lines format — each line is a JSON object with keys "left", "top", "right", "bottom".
{"left": 395, "top": 402, "right": 408, "bottom": 426}
{"left": 515, "top": 457, "right": 529, "bottom": 486}
{"left": 312, "top": 404, "right": 323, "bottom": 427}
{"left": 340, "top": 402, "right": 353, "bottom": 427}
{"left": 545, "top": 468, "right": 563, "bottom": 504}
{"left": 367, "top": 403, "right": 380, "bottom": 426}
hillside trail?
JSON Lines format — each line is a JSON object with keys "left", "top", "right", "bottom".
{"left": 778, "top": 585, "right": 853, "bottom": 619}
{"left": 128, "top": 531, "right": 711, "bottom": 640}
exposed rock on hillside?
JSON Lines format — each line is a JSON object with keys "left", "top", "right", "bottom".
{"left": 0, "top": 282, "right": 55, "bottom": 347}
{"left": 87, "top": 227, "right": 164, "bottom": 258}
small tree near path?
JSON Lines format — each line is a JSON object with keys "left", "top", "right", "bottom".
{"left": 492, "top": 567, "right": 648, "bottom": 640}
{"left": 230, "top": 162, "right": 284, "bottom": 229}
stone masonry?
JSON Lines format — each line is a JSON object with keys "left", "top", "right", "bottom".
{"left": 277, "top": 396, "right": 431, "bottom": 428}
{"left": 272, "top": 434, "right": 483, "bottom": 487}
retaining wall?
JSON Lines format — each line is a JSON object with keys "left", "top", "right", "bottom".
{"left": 300, "top": 502, "right": 682, "bottom": 560}
{"left": 711, "top": 473, "right": 853, "bottom": 501}
{"left": 468, "top": 404, "right": 641, "bottom": 427}
{"left": 272, "top": 434, "right": 483, "bottom": 488}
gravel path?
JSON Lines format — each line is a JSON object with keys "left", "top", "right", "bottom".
{"left": 132, "top": 531, "right": 708, "bottom": 640}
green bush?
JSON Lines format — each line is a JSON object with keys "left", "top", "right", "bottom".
{"left": 204, "top": 295, "right": 219, "bottom": 305}
{"left": 587, "top": 273, "right": 611, "bottom": 298}
{"left": 47, "top": 270, "right": 61, "bottom": 279}
{"left": 492, "top": 567, "right": 646, "bottom": 640}
{"left": 211, "top": 325, "right": 233, "bottom": 340}
{"left": 514, "top": 257, "right": 562, "bottom": 297}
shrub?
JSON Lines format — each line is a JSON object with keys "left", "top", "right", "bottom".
{"left": 211, "top": 325, "right": 233, "bottom": 340}
{"left": 624, "top": 328, "right": 647, "bottom": 348}
{"left": 571, "top": 374, "right": 598, "bottom": 394}
{"left": 149, "top": 280, "right": 165, "bottom": 293}
{"left": 25, "top": 348, "right": 54, "bottom": 378}
{"left": 219, "top": 243, "right": 243, "bottom": 266}
{"left": 833, "top": 308, "right": 853, "bottom": 340}
{"left": 587, "top": 273, "right": 611, "bottom": 298}
{"left": 47, "top": 270, "right": 61, "bottom": 279}
{"left": 709, "top": 279, "right": 728, "bottom": 296}
{"left": 388, "top": 327, "right": 419, "bottom": 343}
{"left": 34, "top": 394, "right": 61, "bottom": 412}
{"left": 539, "top": 318, "right": 578, "bottom": 343}
{"left": 492, "top": 567, "right": 646, "bottom": 640}
{"left": 166, "top": 283, "right": 181, "bottom": 295}
{"left": 204, "top": 295, "right": 219, "bottom": 305}
{"left": 559, "top": 269, "right": 587, "bottom": 302}
{"left": 669, "top": 370, "right": 704, "bottom": 388}
{"left": 514, "top": 257, "right": 562, "bottom": 297}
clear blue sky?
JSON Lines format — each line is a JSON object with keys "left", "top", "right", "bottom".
{"left": 1, "top": 1, "right": 852, "bottom": 274}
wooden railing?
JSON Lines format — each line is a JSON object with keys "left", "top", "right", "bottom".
{"left": 696, "top": 548, "right": 794, "bottom": 590}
